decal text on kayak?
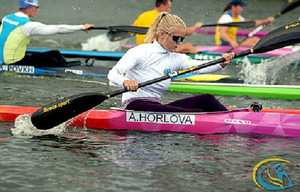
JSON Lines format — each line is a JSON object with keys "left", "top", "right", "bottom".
{"left": 285, "top": 21, "right": 300, "bottom": 29}
{"left": 224, "top": 119, "right": 251, "bottom": 125}
{"left": 126, "top": 112, "right": 195, "bottom": 125}
{"left": 43, "top": 99, "right": 71, "bottom": 113}
{"left": 0, "top": 64, "right": 35, "bottom": 74}
{"left": 65, "top": 69, "right": 83, "bottom": 75}
{"left": 178, "top": 65, "right": 199, "bottom": 75}
{"left": 193, "top": 54, "right": 222, "bottom": 61}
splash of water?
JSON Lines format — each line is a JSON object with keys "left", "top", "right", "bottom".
{"left": 81, "top": 33, "right": 129, "bottom": 51}
{"left": 238, "top": 57, "right": 269, "bottom": 84}
{"left": 238, "top": 49, "right": 300, "bottom": 85}
{"left": 11, "top": 114, "right": 72, "bottom": 137}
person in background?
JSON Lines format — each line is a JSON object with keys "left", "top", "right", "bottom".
{"left": 215, "top": 0, "right": 274, "bottom": 48}
{"left": 108, "top": 12, "right": 234, "bottom": 113}
{"left": 0, "top": 0, "right": 95, "bottom": 67}
{"left": 133, "top": 0, "right": 203, "bottom": 53}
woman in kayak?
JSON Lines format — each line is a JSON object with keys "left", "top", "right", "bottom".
{"left": 108, "top": 12, "right": 234, "bottom": 113}
{"left": 0, "top": 0, "right": 94, "bottom": 67}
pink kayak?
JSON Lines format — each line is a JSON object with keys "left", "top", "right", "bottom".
{"left": 1, "top": 106, "right": 300, "bottom": 137}
{"left": 123, "top": 44, "right": 299, "bottom": 57}
{"left": 194, "top": 45, "right": 298, "bottom": 56}
{"left": 195, "top": 29, "right": 269, "bottom": 37}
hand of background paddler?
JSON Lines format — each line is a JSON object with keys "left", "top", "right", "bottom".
{"left": 83, "top": 24, "right": 95, "bottom": 32}
{"left": 265, "top": 17, "right": 275, "bottom": 25}
{"left": 123, "top": 80, "right": 138, "bottom": 91}
{"left": 194, "top": 22, "right": 203, "bottom": 29}
{"left": 229, "top": 40, "right": 239, "bottom": 49}
{"left": 220, "top": 52, "right": 234, "bottom": 68}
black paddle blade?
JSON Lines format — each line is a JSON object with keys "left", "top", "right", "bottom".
{"left": 107, "top": 30, "right": 133, "bottom": 41}
{"left": 106, "top": 26, "right": 148, "bottom": 41}
{"left": 108, "top": 26, "right": 148, "bottom": 34}
{"left": 31, "top": 93, "right": 108, "bottom": 130}
{"left": 252, "top": 21, "right": 300, "bottom": 54}
{"left": 91, "top": 26, "right": 148, "bottom": 34}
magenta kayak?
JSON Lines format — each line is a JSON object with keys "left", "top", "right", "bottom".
{"left": 123, "top": 44, "right": 299, "bottom": 57}
{"left": 195, "top": 29, "right": 269, "bottom": 37}
{"left": 194, "top": 45, "right": 298, "bottom": 56}
{"left": 72, "top": 109, "right": 300, "bottom": 137}
{"left": 1, "top": 106, "right": 300, "bottom": 137}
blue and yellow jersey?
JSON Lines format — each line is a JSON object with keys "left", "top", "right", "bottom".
{"left": 0, "top": 14, "right": 31, "bottom": 64}
{"left": 215, "top": 12, "right": 245, "bottom": 46}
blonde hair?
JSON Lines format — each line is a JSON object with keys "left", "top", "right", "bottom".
{"left": 144, "top": 12, "right": 186, "bottom": 44}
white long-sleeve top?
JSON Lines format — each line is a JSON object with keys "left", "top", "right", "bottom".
{"left": 108, "top": 40, "right": 223, "bottom": 104}
{"left": 15, "top": 12, "right": 85, "bottom": 36}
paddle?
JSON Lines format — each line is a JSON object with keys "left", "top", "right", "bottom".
{"left": 88, "top": 25, "right": 147, "bottom": 41}
{"left": 202, "top": 21, "right": 255, "bottom": 28}
{"left": 0, "top": 21, "right": 257, "bottom": 29}
{"left": 90, "top": 26, "right": 148, "bottom": 34}
{"left": 101, "top": 22, "right": 256, "bottom": 41}
{"left": 227, "top": 0, "right": 300, "bottom": 52}
{"left": 0, "top": 22, "right": 255, "bottom": 41}
{"left": 30, "top": 21, "right": 300, "bottom": 130}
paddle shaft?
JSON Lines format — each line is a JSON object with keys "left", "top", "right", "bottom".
{"left": 202, "top": 21, "right": 255, "bottom": 28}
{"left": 0, "top": 21, "right": 255, "bottom": 41}
{"left": 91, "top": 22, "right": 256, "bottom": 32}
{"left": 101, "top": 22, "right": 257, "bottom": 41}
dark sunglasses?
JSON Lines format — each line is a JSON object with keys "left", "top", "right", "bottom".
{"left": 160, "top": 29, "right": 185, "bottom": 43}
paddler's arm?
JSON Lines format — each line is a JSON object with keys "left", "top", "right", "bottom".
{"left": 253, "top": 17, "right": 275, "bottom": 27}
{"left": 23, "top": 22, "right": 95, "bottom": 36}
{"left": 219, "top": 26, "right": 239, "bottom": 48}
{"left": 107, "top": 48, "right": 139, "bottom": 91}
{"left": 185, "top": 22, "right": 203, "bottom": 36}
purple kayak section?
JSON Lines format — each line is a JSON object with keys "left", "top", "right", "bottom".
{"left": 194, "top": 45, "right": 296, "bottom": 56}
{"left": 123, "top": 44, "right": 298, "bottom": 57}
{"left": 196, "top": 29, "right": 269, "bottom": 37}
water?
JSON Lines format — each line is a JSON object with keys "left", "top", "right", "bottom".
{"left": 1, "top": 129, "right": 300, "bottom": 192}
{"left": 1, "top": 0, "right": 300, "bottom": 191}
